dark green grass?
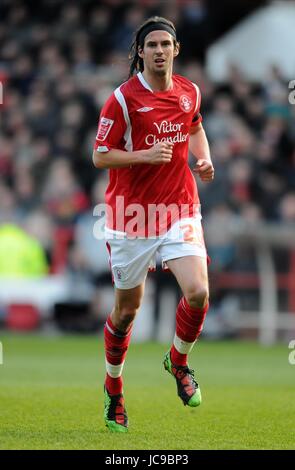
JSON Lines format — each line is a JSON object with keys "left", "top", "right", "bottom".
{"left": 0, "top": 333, "right": 294, "bottom": 449}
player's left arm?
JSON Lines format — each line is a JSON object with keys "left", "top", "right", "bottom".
{"left": 189, "top": 123, "right": 214, "bottom": 182}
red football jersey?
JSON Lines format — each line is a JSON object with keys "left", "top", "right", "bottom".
{"left": 94, "top": 72, "right": 202, "bottom": 237}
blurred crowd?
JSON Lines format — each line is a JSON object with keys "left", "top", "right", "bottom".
{"left": 0, "top": 0, "right": 294, "bottom": 295}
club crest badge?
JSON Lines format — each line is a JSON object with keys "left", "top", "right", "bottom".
{"left": 115, "top": 268, "right": 123, "bottom": 280}
{"left": 179, "top": 94, "right": 193, "bottom": 113}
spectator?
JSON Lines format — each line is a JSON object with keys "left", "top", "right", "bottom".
{"left": 0, "top": 224, "right": 48, "bottom": 278}
{"left": 41, "top": 158, "right": 89, "bottom": 226}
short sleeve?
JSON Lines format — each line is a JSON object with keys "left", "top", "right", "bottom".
{"left": 190, "top": 83, "right": 202, "bottom": 128}
{"left": 94, "top": 93, "right": 127, "bottom": 152}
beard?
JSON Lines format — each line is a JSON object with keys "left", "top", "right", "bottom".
{"left": 153, "top": 67, "right": 167, "bottom": 77}
{"left": 155, "top": 71, "right": 166, "bottom": 77}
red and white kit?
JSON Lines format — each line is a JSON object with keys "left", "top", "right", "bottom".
{"left": 94, "top": 72, "right": 207, "bottom": 289}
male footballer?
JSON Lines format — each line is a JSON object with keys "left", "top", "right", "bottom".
{"left": 93, "top": 16, "right": 214, "bottom": 432}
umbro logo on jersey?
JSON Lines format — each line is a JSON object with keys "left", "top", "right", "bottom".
{"left": 137, "top": 107, "right": 154, "bottom": 112}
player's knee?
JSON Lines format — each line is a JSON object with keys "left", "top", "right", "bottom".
{"left": 116, "top": 305, "right": 138, "bottom": 330}
{"left": 186, "top": 286, "right": 209, "bottom": 309}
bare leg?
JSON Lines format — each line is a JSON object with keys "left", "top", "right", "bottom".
{"left": 167, "top": 255, "right": 209, "bottom": 308}
{"left": 111, "top": 282, "right": 145, "bottom": 332}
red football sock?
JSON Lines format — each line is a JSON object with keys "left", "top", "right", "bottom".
{"left": 170, "top": 297, "right": 209, "bottom": 366}
{"left": 104, "top": 315, "right": 132, "bottom": 396}
{"left": 105, "top": 374, "right": 123, "bottom": 396}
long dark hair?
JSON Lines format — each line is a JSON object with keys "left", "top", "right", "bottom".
{"left": 128, "top": 16, "right": 178, "bottom": 78}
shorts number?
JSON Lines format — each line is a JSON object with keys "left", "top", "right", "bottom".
{"left": 180, "top": 223, "right": 198, "bottom": 243}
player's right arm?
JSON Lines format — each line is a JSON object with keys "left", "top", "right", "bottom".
{"left": 93, "top": 143, "right": 173, "bottom": 169}
{"left": 92, "top": 92, "right": 173, "bottom": 169}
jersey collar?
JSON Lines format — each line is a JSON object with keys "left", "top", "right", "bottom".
{"left": 137, "top": 72, "right": 174, "bottom": 94}
{"left": 137, "top": 72, "right": 154, "bottom": 92}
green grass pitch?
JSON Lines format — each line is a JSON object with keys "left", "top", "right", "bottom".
{"left": 0, "top": 333, "right": 294, "bottom": 450}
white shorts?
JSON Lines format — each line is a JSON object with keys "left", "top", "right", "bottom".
{"left": 105, "top": 217, "right": 207, "bottom": 290}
